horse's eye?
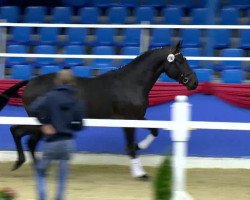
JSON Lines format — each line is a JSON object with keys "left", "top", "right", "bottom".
{"left": 183, "top": 77, "right": 189, "bottom": 84}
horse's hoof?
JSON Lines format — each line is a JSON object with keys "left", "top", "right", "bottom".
{"left": 136, "top": 174, "right": 150, "bottom": 181}
{"left": 11, "top": 161, "right": 24, "bottom": 171}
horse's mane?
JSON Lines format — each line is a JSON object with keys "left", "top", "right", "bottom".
{"left": 129, "top": 46, "right": 170, "bottom": 65}
{"left": 98, "top": 46, "right": 171, "bottom": 77}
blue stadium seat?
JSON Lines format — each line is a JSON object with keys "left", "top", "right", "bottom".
{"left": 6, "top": 45, "right": 27, "bottom": 68}
{"left": 143, "top": 0, "right": 166, "bottom": 8}
{"left": 72, "top": 66, "right": 92, "bottom": 77}
{"left": 120, "top": 28, "right": 141, "bottom": 47}
{"left": 191, "top": 8, "right": 208, "bottom": 25}
{"left": 93, "top": 28, "right": 115, "bottom": 46}
{"left": 194, "top": 69, "right": 213, "bottom": 82}
{"left": 79, "top": 7, "right": 100, "bottom": 24}
{"left": 247, "top": 9, "right": 250, "bottom": 24}
{"left": 150, "top": 28, "right": 172, "bottom": 48}
{"left": 162, "top": 7, "right": 183, "bottom": 24}
{"left": 135, "top": 7, "right": 155, "bottom": 24}
{"left": 11, "top": 65, "right": 32, "bottom": 80}
{"left": 63, "top": 45, "right": 85, "bottom": 67}
{"left": 238, "top": 29, "right": 250, "bottom": 50}
{"left": 227, "top": 0, "right": 250, "bottom": 9}
{"left": 8, "top": 27, "right": 32, "bottom": 45}
{"left": 34, "top": 45, "right": 56, "bottom": 67}
{"left": 98, "top": 67, "right": 117, "bottom": 75}
{"left": 213, "top": 29, "right": 231, "bottom": 49}
{"left": 222, "top": 69, "right": 244, "bottom": 83}
{"left": 0, "top": 6, "right": 19, "bottom": 22}
{"left": 107, "top": 7, "right": 127, "bottom": 24}
{"left": 40, "top": 65, "right": 61, "bottom": 75}
{"left": 214, "top": 48, "right": 244, "bottom": 71}
{"left": 64, "top": 28, "right": 87, "bottom": 46}
{"left": 92, "top": 46, "right": 114, "bottom": 67}
{"left": 37, "top": 27, "right": 59, "bottom": 45}
{"left": 51, "top": 7, "right": 72, "bottom": 24}
{"left": 120, "top": 46, "right": 140, "bottom": 66}
{"left": 181, "top": 29, "right": 201, "bottom": 48}
{"left": 24, "top": 6, "right": 46, "bottom": 23}
{"left": 220, "top": 7, "right": 239, "bottom": 25}
{"left": 222, "top": 48, "right": 243, "bottom": 69}
{"left": 182, "top": 48, "right": 201, "bottom": 69}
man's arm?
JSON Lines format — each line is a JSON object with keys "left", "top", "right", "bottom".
{"left": 30, "top": 94, "right": 56, "bottom": 135}
{"left": 29, "top": 94, "right": 53, "bottom": 125}
{"left": 75, "top": 100, "right": 86, "bottom": 119}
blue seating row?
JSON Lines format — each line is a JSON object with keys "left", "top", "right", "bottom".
{"left": 7, "top": 26, "right": 250, "bottom": 50}
{"left": 0, "top": 6, "right": 183, "bottom": 24}
{"left": 64, "top": 0, "right": 205, "bottom": 8}
{"left": 7, "top": 45, "right": 142, "bottom": 68}
{"left": 7, "top": 27, "right": 173, "bottom": 47}
{"left": 0, "top": 6, "right": 248, "bottom": 24}
{"left": 11, "top": 64, "right": 245, "bottom": 84}
{"left": 60, "top": 0, "right": 250, "bottom": 9}
{"left": 6, "top": 44, "right": 247, "bottom": 71}
{"left": 11, "top": 65, "right": 117, "bottom": 79}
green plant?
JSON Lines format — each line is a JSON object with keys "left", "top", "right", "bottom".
{"left": 153, "top": 156, "right": 172, "bottom": 200}
{"left": 0, "top": 188, "right": 17, "bottom": 200}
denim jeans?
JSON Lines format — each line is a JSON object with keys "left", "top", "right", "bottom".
{"left": 35, "top": 139, "right": 74, "bottom": 200}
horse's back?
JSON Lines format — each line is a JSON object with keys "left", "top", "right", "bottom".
{"left": 22, "top": 73, "right": 115, "bottom": 118}
{"left": 23, "top": 73, "right": 56, "bottom": 106}
{"left": 22, "top": 69, "right": 148, "bottom": 119}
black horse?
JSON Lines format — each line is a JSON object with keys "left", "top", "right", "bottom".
{"left": 0, "top": 42, "right": 198, "bottom": 179}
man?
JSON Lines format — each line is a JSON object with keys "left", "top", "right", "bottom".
{"left": 29, "top": 70, "right": 86, "bottom": 200}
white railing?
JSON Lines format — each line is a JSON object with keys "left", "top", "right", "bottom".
{"left": 1, "top": 96, "right": 250, "bottom": 200}
{"left": 1, "top": 22, "right": 250, "bottom": 61}
{"left": 1, "top": 23, "right": 250, "bottom": 29}
{"left": 1, "top": 53, "right": 250, "bottom": 61}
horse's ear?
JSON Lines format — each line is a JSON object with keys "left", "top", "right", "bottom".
{"left": 174, "top": 40, "right": 182, "bottom": 53}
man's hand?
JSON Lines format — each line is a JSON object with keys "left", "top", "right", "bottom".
{"left": 41, "top": 124, "right": 56, "bottom": 135}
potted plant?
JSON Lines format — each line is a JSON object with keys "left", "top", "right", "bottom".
{"left": 153, "top": 156, "right": 172, "bottom": 200}
{"left": 0, "top": 188, "right": 17, "bottom": 200}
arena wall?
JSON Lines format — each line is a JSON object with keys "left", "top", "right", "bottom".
{"left": 0, "top": 94, "right": 249, "bottom": 158}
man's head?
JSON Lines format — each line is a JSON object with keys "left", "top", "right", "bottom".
{"left": 54, "top": 70, "right": 76, "bottom": 86}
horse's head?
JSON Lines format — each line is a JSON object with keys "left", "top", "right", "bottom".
{"left": 163, "top": 41, "right": 198, "bottom": 90}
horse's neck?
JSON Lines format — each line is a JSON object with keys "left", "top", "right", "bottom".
{"left": 128, "top": 47, "right": 168, "bottom": 94}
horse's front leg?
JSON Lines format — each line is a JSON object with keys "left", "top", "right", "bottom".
{"left": 124, "top": 127, "right": 149, "bottom": 180}
{"left": 138, "top": 128, "right": 158, "bottom": 150}
{"left": 10, "top": 125, "right": 30, "bottom": 171}
{"left": 137, "top": 118, "right": 158, "bottom": 150}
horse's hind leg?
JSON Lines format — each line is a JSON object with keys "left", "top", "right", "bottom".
{"left": 10, "top": 125, "right": 30, "bottom": 171}
{"left": 124, "top": 128, "right": 148, "bottom": 180}
{"left": 27, "top": 128, "right": 42, "bottom": 166}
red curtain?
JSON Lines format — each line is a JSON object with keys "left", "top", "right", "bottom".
{"left": 1, "top": 80, "right": 250, "bottom": 109}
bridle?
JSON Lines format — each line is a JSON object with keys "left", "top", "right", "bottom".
{"left": 166, "top": 52, "right": 193, "bottom": 85}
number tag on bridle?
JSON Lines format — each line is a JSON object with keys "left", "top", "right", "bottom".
{"left": 167, "top": 54, "right": 175, "bottom": 62}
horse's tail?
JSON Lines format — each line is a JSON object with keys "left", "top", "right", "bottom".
{"left": 0, "top": 80, "right": 29, "bottom": 111}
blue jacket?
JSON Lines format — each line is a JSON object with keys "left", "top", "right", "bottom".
{"left": 29, "top": 85, "right": 86, "bottom": 142}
